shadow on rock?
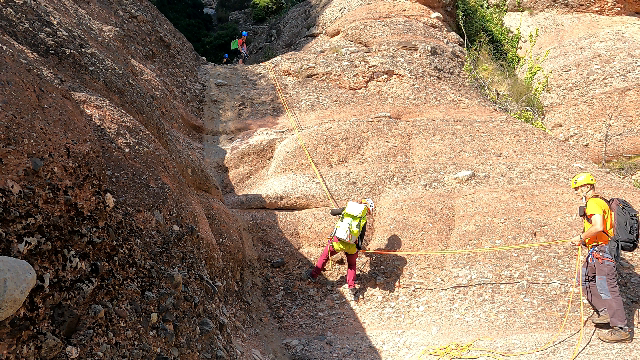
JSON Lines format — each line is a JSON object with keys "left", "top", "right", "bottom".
{"left": 363, "top": 234, "right": 407, "bottom": 294}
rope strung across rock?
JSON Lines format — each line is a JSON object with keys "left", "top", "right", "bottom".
{"left": 268, "top": 65, "right": 338, "bottom": 208}
{"left": 410, "top": 247, "right": 586, "bottom": 360}
{"left": 363, "top": 238, "right": 572, "bottom": 255}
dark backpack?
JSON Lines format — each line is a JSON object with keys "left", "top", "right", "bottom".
{"left": 581, "top": 197, "right": 639, "bottom": 261}
{"left": 606, "top": 198, "right": 639, "bottom": 261}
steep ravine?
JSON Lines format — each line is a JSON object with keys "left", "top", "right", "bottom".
{"left": 2, "top": 0, "right": 639, "bottom": 359}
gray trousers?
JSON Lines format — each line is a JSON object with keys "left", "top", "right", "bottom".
{"left": 581, "top": 245, "right": 627, "bottom": 328}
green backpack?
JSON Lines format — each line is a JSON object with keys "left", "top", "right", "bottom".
{"left": 332, "top": 202, "right": 368, "bottom": 243}
{"left": 230, "top": 39, "right": 238, "bottom": 50}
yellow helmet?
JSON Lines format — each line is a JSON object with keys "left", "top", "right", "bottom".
{"left": 571, "top": 173, "right": 596, "bottom": 189}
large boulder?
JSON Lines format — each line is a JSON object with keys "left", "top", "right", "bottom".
{"left": 0, "top": 256, "right": 36, "bottom": 321}
{"left": 412, "top": 0, "right": 457, "bottom": 24}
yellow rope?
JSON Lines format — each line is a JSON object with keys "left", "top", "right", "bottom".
{"left": 268, "top": 65, "right": 338, "bottom": 208}
{"left": 364, "top": 238, "right": 572, "bottom": 255}
{"left": 570, "top": 245, "right": 585, "bottom": 360}
{"left": 412, "top": 247, "right": 584, "bottom": 360}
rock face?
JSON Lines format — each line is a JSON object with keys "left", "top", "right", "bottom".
{"left": 509, "top": 0, "right": 640, "bottom": 15}
{"left": 244, "top": 0, "right": 460, "bottom": 65}
{"left": 202, "top": 0, "right": 640, "bottom": 358}
{"left": 2, "top": 0, "right": 639, "bottom": 359}
{"left": 0, "top": 257, "right": 36, "bottom": 321}
{"left": 504, "top": 11, "right": 640, "bottom": 161}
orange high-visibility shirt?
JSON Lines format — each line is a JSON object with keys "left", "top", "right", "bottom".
{"left": 583, "top": 197, "right": 613, "bottom": 247}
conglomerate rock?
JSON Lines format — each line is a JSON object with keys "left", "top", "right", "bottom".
{"left": 507, "top": 0, "right": 640, "bottom": 15}
{"left": 2, "top": 0, "right": 639, "bottom": 359}
{"left": 504, "top": 11, "right": 640, "bottom": 161}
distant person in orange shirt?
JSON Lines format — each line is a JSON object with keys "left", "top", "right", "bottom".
{"left": 238, "top": 31, "right": 248, "bottom": 65}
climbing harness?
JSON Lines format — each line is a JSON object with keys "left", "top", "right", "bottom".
{"left": 587, "top": 246, "right": 615, "bottom": 265}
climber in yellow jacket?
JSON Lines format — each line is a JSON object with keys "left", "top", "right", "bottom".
{"left": 307, "top": 199, "right": 374, "bottom": 301}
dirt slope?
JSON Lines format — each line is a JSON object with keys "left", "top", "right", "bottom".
{"left": 205, "top": 0, "right": 640, "bottom": 358}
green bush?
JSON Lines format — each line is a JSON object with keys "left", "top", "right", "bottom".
{"left": 152, "top": 0, "right": 215, "bottom": 48}
{"left": 606, "top": 156, "right": 640, "bottom": 176}
{"left": 152, "top": 0, "right": 245, "bottom": 63}
{"left": 457, "top": 0, "right": 551, "bottom": 131}
{"left": 152, "top": 0, "right": 303, "bottom": 62}
{"left": 251, "top": 0, "right": 286, "bottom": 22}
{"left": 605, "top": 156, "right": 640, "bottom": 189}
{"left": 457, "top": 0, "right": 520, "bottom": 70}
{"left": 262, "top": 45, "right": 277, "bottom": 61}
{"left": 216, "top": 0, "right": 251, "bottom": 23}
{"left": 201, "top": 22, "right": 240, "bottom": 61}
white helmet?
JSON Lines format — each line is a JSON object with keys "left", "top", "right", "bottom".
{"left": 362, "top": 198, "right": 374, "bottom": 212}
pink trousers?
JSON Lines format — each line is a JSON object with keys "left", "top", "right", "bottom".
{"left": 311, "top": 237, "right": 358, "bottom": 288}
